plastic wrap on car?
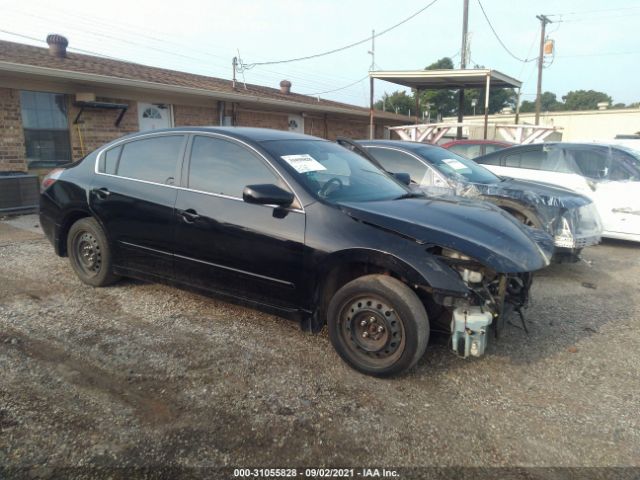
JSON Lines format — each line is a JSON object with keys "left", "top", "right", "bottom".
{"left": 419, "top": 173, "right": 603, "bottom": 244}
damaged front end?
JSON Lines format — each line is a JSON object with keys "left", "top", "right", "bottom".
{"left": 338, "top": 196, "right": 554, "bottom": 360}
{"left": 428, "top": 246, "right": 533, "bottom": 358}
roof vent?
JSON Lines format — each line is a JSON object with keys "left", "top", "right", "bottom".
{"left": 46, "top": 34, "right": 68, "bottom": 58}
{"left": 280, "top": 80, "right": 292, "bottom": 95}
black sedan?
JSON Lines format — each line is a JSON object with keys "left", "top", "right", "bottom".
{"left": 40, "top": 127, "right": 553, "bottom": 377}
{"left": 345, "top": 139, "right": 603, "bottom": 261}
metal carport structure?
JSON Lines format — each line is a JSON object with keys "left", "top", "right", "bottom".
{"left": 369, "top": 69, "right": 522, "bottom": 139}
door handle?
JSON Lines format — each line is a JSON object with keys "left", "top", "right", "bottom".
{"left": 180, "top": 209, "right": 200, "bottom": 223}
{"left": 92, "top": 187, "right": 111, "bottom": 199}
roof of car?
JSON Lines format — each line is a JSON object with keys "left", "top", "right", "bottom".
{"left": 441, "top": 140, "right": 513, "bottom": 147}
{"left": 123, "top": 126, "right": 321, "bottom": 143}
{"left": 355, "top": 139, "right": 444, "bottom": 151}
{"left": 475, "top": 141, "right": 636, "bottom": 158}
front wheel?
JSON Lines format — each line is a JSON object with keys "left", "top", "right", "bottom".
{"left": 327, "top": 274, "right": 429, "bottom": 377}
{"left": 67, "top": 217, "right": 120, "bottom": 287}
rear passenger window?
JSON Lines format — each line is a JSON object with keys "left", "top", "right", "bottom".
{"left": 116, "top": 135, "right": 184, "bottom": 184}
{"left": 568, "top": 149, "right": 609, "bottom": 179}
{"left": 484, "top": 145, "right": 504, "bottom": 154}
{"left": 188, "top": 136, "right": 279, "bottom": 197}
{"left": 475, "top": 153, "right": 500, "bottom": 165}
{"left": 366, "top": 147, "right": 430, "bottom": 184}
{"left": 449, "top": 144, "right": 481, "bottom": 158}
{"left": 101, "top": 146, "right": 121, "bottom": 174}
{"left": 505, "top": 149, "right": 545, "bottom": 169}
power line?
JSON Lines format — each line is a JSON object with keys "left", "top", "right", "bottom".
{"left": 476, "top": 0, "right": 536, "bottom": 63}
{"left": 2, "top": 5, "right": 372, "bottom": 91}
{"left": 557, "top": 51, "right": 640, "bottom": 58}
{"left": 307, "top": 75, "right": 370, "bottom": 97}
{"left": 546, "top": 5, "right": 640, "bottom": 17}
{"left": 554, "top": 12, "right": 640, "bottom": 23}
{"left": 0, "top": 29, "right": 124, "bottom": 60}
{"left": 239, "top": 0, "right": 439, "bottom": 70}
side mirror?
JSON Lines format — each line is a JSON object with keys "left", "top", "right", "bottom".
{"left": 243, "top": 184, "right": 294, "bottom": 207}
{"left": 392, "top": 172, "right": 411, "bottom": 185}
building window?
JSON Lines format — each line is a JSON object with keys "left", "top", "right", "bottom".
{"left": 142, "top": 107, "right": 162, "bottom": 119}
{"left": 20, "top": 91, "right": 72, "bottom": 168}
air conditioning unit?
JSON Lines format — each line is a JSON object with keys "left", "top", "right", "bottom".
{"left": 0, "top": 173, "right": 39, "bottom": 214}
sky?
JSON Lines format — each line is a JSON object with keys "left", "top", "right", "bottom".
{"left": 1, "top": 0, "right": 639, "bottom": 108}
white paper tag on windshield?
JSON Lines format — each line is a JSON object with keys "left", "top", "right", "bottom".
{"left": 442, "top": 158, "right": 467, "bottom": 170}
{"left": 281, "top": 154, "right": 326, "bottom": 173}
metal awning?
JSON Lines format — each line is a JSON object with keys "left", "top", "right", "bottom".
{"left": 369, "top": 69, "right": 521, "bottom": 90}
{"left": 367, "top": 69, "right": 522, "bottom": 140}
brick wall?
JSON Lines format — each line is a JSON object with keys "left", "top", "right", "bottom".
{"left": 69, "top": 97, "right": 138, "bottom": 161}
{"left": 0, "top": 88, "right": 26, "bottom": 172}
{"left": 237, "top": 110, "right": 289, "bottom": 130}
{"left": 174, "top": 104, "right": 218, "bottom": 126}
{"left": 325, "top": 116, "right": 370, "bottom": 140}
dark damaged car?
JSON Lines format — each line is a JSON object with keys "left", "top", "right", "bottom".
{"left": 40, "top": 127, "right": 554, "bottom": 377}
{"left": 344, "top": 139, "right": 603, "bottom": 261}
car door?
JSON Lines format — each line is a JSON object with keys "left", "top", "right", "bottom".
{"left": 567, "top": 146, "right": 640, "bottom": 237}
{"left": 364, "top": 146, "right": 451, "bottom": 193}
{"left": 173, "top": 134, "right": 306, "bottom": 309}
{"left": 90, "top": 133, "right": 186, "bottom": 276}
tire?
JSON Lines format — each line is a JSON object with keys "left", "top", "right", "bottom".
{"left": 503, "top": 207, "right": 542, "bottom": 229}
{"left": 327, "top": 274, "right": 429, "bottom": 377}
{"left": 67, "top": 217, "right": 120, "bottom": 287}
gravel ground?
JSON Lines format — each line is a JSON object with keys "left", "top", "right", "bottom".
{"left": 1, "top": 215, "right": 639, "bottom": 473}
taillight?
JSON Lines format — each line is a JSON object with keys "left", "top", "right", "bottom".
{"left": 41, "top": 168, "right": 64, "bottom": 192}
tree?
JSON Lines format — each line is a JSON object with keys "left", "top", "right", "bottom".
{"left": 562, "top": 90, "right": 612, "bottom": 111}
{"left": 463, "top": 87, "right": 517, "bottom": 115}
{"left": 520, "top": 91, "right": 563, "bottom": 113}
{"left": 374, "top": 90, "right": 414, "bottom": 116}
{"left": 419, "top": 57, "right": 458, "bottom": 118}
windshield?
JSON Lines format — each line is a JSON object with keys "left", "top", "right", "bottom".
{"left": 414, "top": 146, "right": 501, "bottom": 184}
{"left": 261, "top": 139, "right": 409, "bottom": 203}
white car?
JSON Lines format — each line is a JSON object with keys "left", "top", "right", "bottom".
{"left": 474, "top": 143, "right": 640, "bottom": 242}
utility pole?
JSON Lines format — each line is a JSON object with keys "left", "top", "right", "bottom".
{"left": 535, "top": 14, "right": 552, "bottom": 125}
{"left": 368, "top": 29, "right": 375, "bottom": 71}
{"left": 457, "top": 0, "right": 469, "bottom": 139}
{"left": 232, "top": 56, "right": 238, "bottom": 90}
{"left": 369, "top": 30, "right": 375, "bottom": 139}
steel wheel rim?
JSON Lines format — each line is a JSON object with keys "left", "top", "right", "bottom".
{"left": 73, "top": 231, "right": 102, "bottom": 277}
{"left": 339, "top": 295, "right": 406, "bottom": 369}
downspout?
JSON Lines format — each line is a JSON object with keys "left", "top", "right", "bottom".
{"left": 218, "top": 100, "right": 225, "bottom": 125}
{"left": 483, "top": 72, "right": 491, "bottom": 140}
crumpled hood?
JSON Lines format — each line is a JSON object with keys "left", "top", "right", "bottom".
{"left": 491, "top": 178, "right": 593, "bottom": 209}
{"left": 340, "top": 196, "right": 553, "bottom": 273}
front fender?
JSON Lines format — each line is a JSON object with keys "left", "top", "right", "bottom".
{"left": 317, "top": 247, "right": 470, "bottom": 298}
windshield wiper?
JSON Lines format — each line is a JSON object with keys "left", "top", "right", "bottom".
{"left": 394, "top": 192, "right": 424, "bottom": 200}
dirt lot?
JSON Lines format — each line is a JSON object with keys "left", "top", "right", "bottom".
{"left": 1, "top": 215, "right": 639, "bottom": 474}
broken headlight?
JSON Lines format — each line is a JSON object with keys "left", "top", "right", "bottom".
{"left": 441, "top": 248, "right": 484, "bottom": 285}
{"left": 553, "top": 215, "right": 576, "bottom": 248}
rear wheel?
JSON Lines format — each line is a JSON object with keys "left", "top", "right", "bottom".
{"left": 67, "top": 217, "right": 120, "bottom": 287}
{"left": 327, "top": 274, "right": 429, "bottom": 377}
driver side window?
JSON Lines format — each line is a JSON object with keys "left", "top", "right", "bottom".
{"left": 188, "top": 136, "right": 281, "bottom": 197}
{"left": 568, "top": 148, "right": 609, "bottom": 179}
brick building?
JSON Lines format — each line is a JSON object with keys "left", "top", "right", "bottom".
{"left": 0, "top": 36, "right": 407, "bottom": 174}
